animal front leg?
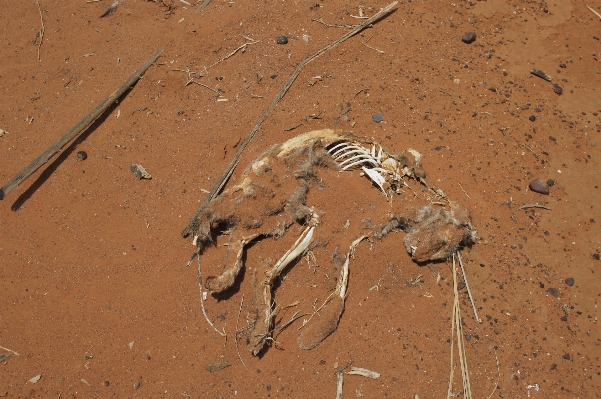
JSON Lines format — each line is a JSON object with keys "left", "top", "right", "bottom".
{"left": 297, "top": 235, "right": 367, "bottom": 350}
{"left": 204, "top": 233, "right": 259, "bottom": 294}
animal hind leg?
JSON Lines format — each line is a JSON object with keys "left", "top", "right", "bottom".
{"left": 247, "top": 221, "right": 318, "bottom": 355}
{"left": 297, "top": 235, "right": 367, "bottom": 350}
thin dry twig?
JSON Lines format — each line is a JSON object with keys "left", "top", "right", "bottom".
{"left": 0, "top": 345, "right": 19, "bottom": 356}
{"left": 234, "top": 295, "right": 250, "bottom": 371}
{"left": 182, "top": 2, "right": 399, "bottom": 237}
{"left": 0, "top": 49, "right": 163, "bottom": 200}
{"left": 448, "top": 254, "right": 473, "bottom": 399}
{"left": 485, "top": 346, "right": 501, "bottom": 399}
{"left": 197, "top": 251, "right": 226, "bottom": 337}
{"left": 361, "top": 35, "right": 384, "bottom": 54}
{"left": 457, "top": 251, "right": 481, "bottom": 323}
{"left": 35, "top": 0, "right": 45, "bottom": 60}
{"left": 196, "top": 0, "right": 212, "bottom": 13}
{"left": 311, "top": 18, "right": 355, "bottom": 29}
{"left": 298, "top": 292, "right": 335, "bottom": 330}
{"left": 586, "top": 5, "right": 601, "bottom": 20}
{"left": 517, "top": 203, "right": 551, "bottom": 211}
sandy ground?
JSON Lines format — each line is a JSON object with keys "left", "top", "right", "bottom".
{"left": 1, "top": 0, "right": 600, "bottom": 397}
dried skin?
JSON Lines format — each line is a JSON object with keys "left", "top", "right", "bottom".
{"left": 190, "top": 129, "right": 476, "bottom": 353}
{"left": 297, "top": 296, "right": 345, "bottom": 350}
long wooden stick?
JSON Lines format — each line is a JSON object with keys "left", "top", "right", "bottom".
{"left": 0, "top": 49, "right": 163, "bottom": 200}
{"left": 182, "top": 2, "right": 398, "bottom": 237}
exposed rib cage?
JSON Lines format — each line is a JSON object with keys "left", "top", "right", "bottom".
{"left": 325, "top": 140, "right": 408, "bottom": 195}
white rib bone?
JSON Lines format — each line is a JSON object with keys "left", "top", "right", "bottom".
{"left": 338, "top": 152, "right": 377, "bottom": 166}
{"left": 326, "top": 142, "right": 352, "bottom": 154}
{"left": 334, "top": 149, "right": 370, "bottom": 161}
{"left": 362, "top": 166, "right": 387, "bottom": 194}
{"left": 341, "top": 158, "right": 380, "bottom": 170}
{"left": 331, "top": 145, "right": 368, "bottom": 158}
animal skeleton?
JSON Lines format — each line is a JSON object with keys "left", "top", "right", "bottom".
{"left": 189, "top": 129, "right": 475, "bottom": 355}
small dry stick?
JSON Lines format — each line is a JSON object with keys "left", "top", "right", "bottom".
{"left": 457, "top": 251, "right": 481, "bottom": 323}
{"left": 458, "top": 183, "right": 471, "bottom": 200}
{"left": 182, "top": 2, "right": 399, "bottom": 237}
{"left": 587, "top": 5, "right": 601, "bottom": 20}
{"left": 0, "top": 345, "right": 19, "bottom": 356}
{"left": 517, "top": 204, "right": 551, "bottom": 211}
{"left": 485, "top": 346, "right": 501, "bottom": 399}
{"left": 361, "top": 35, "right": 384, "bottom": 54}
{"left": 196, "top": 0, "right": 212, "bottom": 13}
{"left": 234, "top": 295, "right": 250, "bottom": 371}
{"left": 35, "top": 0, "right": 45, "bottom": 60}
{"left": 197, "top": 251, "right": 226, "bottom": 337}
{"left": 448, "top": 254, "right": 473, "bottom": 399}
{"left": 0, "top": 49, "right": 163, "bottom": 200}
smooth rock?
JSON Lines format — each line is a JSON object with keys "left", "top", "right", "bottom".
{"left": 372, "top": 113, "right": 384, "bottom": 123}
{"left": 462, "top": 32, "right": 476, "bottom": 44}
{"left": 529, "top": 179, "right": 550, "bottom": 195}
{"left": 565, "top": 278, "right": 574, "bottom": 286}
{"left": 276, "top": 35, "right": 288, "bottom": 45}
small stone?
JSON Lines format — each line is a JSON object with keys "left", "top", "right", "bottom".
{"left": 105, "top": 381, "right": 110, "bottom": 387}
{"left": 553, "top": 84, "right": 563, "bottom": 95}
{"left": 529, "top": 179, "right": 550, "bottom": 195}
{"left": 560, "top": 315, "right": 568, "bottom": 322}
{"left": 550, "top": 363, "right": 557, "bottom": 370}
{"left": 130, "top": 164, "right": 152, "bottom": 180}
{"left": 547, "top": 179, "right": 555, "bottom": 186}
{"left": 565, "top": 278, "right": 574, "bottom": 286}
{"left": 270, "top": 74, "right": 277, "bottom": 79}
{"left": 529, "top": 115, "right": 536, "bottom": 122}
{"left": 29, "top": 375, "right": 42, "bottom": 384}
{"left": 547, "top": 287, "right": 560, "bottom": 297}
{"left": 276, "top": 35, "right": 288, "bottom": 45}
{"left": 461, "top": 32, "right": 476, "bottom": 44}
{"left": 77, "top": 151, "right": 88, "bottom": 161}
{"left": 465, "top": 334, "right": 472, "bottom": 341}
{"left": 594, "top": 253, "right": 601, "bottom": 260}
{"left": 562, "top": 353, "right": 571, "bottom": 360}
{"left": 559, "top": 63, "right": 567, "bottom": 68}
{"left": 372, "top": 113, "right": 384, "bottom": 123}
{"left": 494, "top": 328, "right": 501, "bottom": 334}
{"left": 133, "top": 381, "right": 141, "bottom": 389}
{"left": 549, "top": 136, "right": 557, "bottom": 141}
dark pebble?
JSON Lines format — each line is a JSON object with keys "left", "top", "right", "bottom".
{"left": 270, "top": 74, "right": 277, "bottom": 79}
{"left": 549, "top": 136, "right": 557, "bottom": 141}
{"left": 539, "top": 282, "right": 545, "bottom": 288}
{"left": 529, "top": 115, "right": 536, "bottom": 122}
{"left": 560, "top": 315, "right": 568, "bottom": 322}
{"left": 547, "top": 287, "right": 560, "bottom": 297}
{"left": 105, "top": 381, "right": 110, "bottom": 387}
{"left": 457, "top": 282, "right": 466, "bottom": 290}
{"left": 593, "top": 253, "right": 600, "bottom": 261}
{"left": 563, "top": 354, "right": 571, "bottom": 360}
{"left": 461, "top": 32, "right": 476, "bottom": 44}
{"left": 547, "top": 179, "right": 555, "bottom": 186}
{"left": 553, "top": 84, "right": 563, "bottom": 95}
{"left": 276, "top": 35, "right": 288, "bottom": 45}
{"left": 565, "top": 278, "right": 574, "bottom": 286}
{"left": 372, "top": 113, "right": 384, "bottom": 123}
{"left": 529, "top": 179, "right": 550, "bottom": 195}
{"left": 559, "top": 63, "right": 567, "bottom": 68}
{"left": 550, "top": 363, "right": 557, "bottom": 370}
{"left": 77, "top": 151, "right": 88, "bottom": 161}
{"left": 465, "top": 334, "right": 471, "bottom": 341}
